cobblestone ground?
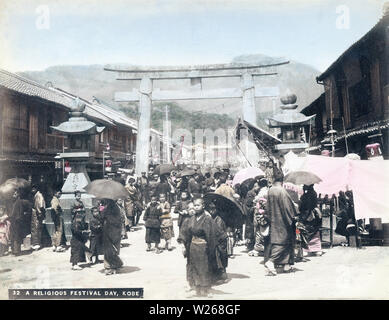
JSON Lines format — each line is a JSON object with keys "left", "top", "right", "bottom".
{"left": 1, "top": 219, "right": 389, "bottom": 300}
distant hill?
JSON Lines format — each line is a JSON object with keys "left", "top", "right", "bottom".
{"left": 18, "top": 54, "right": 323, "bottom": 131}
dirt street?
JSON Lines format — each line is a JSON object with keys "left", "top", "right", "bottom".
{"left": 1, "top": 219, "right": 389, "bottom": 300}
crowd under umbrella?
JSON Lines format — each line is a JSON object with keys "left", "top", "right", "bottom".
{"left": 232, "top": 167, "right": 265, "bottom": 186}
{"left": 284, "top": 171, "right": 322, "bottom": 186}
{"left": 85, "top": 179, "right": 129, "bottom": 200}
{"left": 203, "top": 192, "right": 245, "bottom": 228}
{"left": 154, "top": 164, "right": 176, "bottom": 176}
{"left": 0, "top": 177, "right": 31, "bottom": 199}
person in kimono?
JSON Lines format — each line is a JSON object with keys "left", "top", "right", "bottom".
{"left": 174, "top": 191, "right": 192, "bottom": 230}
{"left": 159, "top": 193, "right": 174, "bottom": 251}
{"left": 9, "top": 190, "right": 31, "bottom": 256}
{"left": 99, "top": 199, "right": 124, "bottom": 275}
{"left": 31, "top": 185, "right": 46, "bottom": 251}
{"left": 70, "top": 191, "right": 90, "bottom": 270}
{"left": 264, "top": 170, "right": 297, "bottom": 276}
{"left": 89, "top": 206, "right": 104, "bottom": 264}
{"left": 139, "top": 171, "right": 150, "bottom": 205}
{"left": 207, "top": 202, "right": 229, "bottom": 284}
{"left": 298, "top": 184, "right": 323, "bottom": 257}
{"left": 143, "top": 195, "right": 163, "bottom": 253}
{"left": 50, "top": 190, "right": 66, "bottom": 252}
{"left": 124, "top": 178, "right": 142, "bottom": 229}
{"left": 178, "top": 198, "right": 218, "bottom": 297}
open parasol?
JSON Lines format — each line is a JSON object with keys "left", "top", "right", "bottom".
{"left": 154, "top": 164, "right": 176, "bottom": 176}
{"left": 204, "top": 192, "right": 244, "bottom": 228}
{"left": 284, "top": 171, "right": 322, "bottom": 185}
{"left": 85, "top": 179, "right": 129, "bottom": 200}
{"left": 232, "top": 167, "right": 265, "bottom": 186}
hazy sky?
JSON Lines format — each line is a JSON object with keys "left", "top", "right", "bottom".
{"left": 0, "top": 0, "right": 386, "bottom": 72}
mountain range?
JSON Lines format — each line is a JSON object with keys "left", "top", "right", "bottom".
{"left": 18, "top": 54, "right": 324, "bottom": 131}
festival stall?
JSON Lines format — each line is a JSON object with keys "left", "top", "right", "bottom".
{"left": 283, "top": 151, "right": 389, "bottom": 246}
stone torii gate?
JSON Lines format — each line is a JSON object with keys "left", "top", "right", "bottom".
{"left": 104, "top": 62, "right": 288, "bottom": 175}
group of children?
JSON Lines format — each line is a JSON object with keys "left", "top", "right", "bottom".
{"left": 69, "top": 191, "right": 104, "bottom": 270}
{"left": 143, "top": 193, "right": 178, "bottom": 253}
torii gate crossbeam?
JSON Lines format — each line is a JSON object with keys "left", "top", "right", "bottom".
{"left": 104, "top": 62, "right": 289, "bottom": 175}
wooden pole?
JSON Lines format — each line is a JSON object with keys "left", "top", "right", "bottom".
{"left": 342, "top": 117, "right": 349, "bottom": 154}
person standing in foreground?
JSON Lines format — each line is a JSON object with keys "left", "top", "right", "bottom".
{"left": 70, "top": 191, "right": 90, "bottom": 270}
{"left": 31, "top": 185, "right": 46, "bottom": 250}
{"left": 50, "top": 190, "right": 66, "bottom": 252}
{"left": 143, "top": 195, "right": 163, "bottom": 254}
{"left": 159, "top": 193, "right": 174, "bottom": 251}
{"left": 178, "top": 198, "right": 217, "bottom": 297}
{"left": 99, "top": 199, "right": 124, "bottom": 275}
{"left": 207, "top": 202, "right": 229, "bottom": 284}
{"left": 89, "top": 206, "right": 104, "bottom": 264}
{"left": 264, "top": 170, "right": 297, "bottom": 276}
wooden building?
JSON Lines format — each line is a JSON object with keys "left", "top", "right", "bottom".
{"left": 0, "top": 69, "right": 141, "bottom": 197}
{"left": 0, "top": 69, "right": 70, "bottom": 194}
{"left": 302, "top": 9, "right": 389, "bottom": 158}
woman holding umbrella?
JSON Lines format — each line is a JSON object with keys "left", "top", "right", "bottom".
{"left": 85, "top": 179, "right": 128, "bottom": 275}
{"left": 298, "top": 184, "right": 323, "bottom": 257}
{"left": 99, "top": 199, "right": 124, "bottom": 275}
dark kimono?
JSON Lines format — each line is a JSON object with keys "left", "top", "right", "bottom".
{"left": 178, "top": 213, "right": 218, "bottom": 288}
{"left": 89, "top": 214, "right": 104, "bottom": 256}
{"left": 213, "top": 215, "right": 228, "bottom": 272}
{"left": 70, "top": 206, "right": 89, "bottom": 265}
{"left": 9, "top": 199, "right": 32, "bottom": 254}
{"left": 143, "top": 203, "right": 163, "bottom": 244}
{"left": 244, "top": 191, "right": 256, "bottom": 247}
{"left": 298, "top": 190, "right": 322, "bottom": 246}
{"left": 50, "top": 196, "right": 65, "bottom": 248}
{"left": 188, "top": 178, "right": 202, "bottom": 199}
{"left": 267, "top": 185, "right": 297, "bottom": 265}
{"left": 100, "top": 201, "right": 123, "bottom": 270}
{"left": 174, "top": 200, "right": 192, "bottom": 228}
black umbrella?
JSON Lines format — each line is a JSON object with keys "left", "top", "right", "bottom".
{"left": 85, "top": 179, "right": 129, "bottom": 200}
{"left": 204, "top": 192, "right": 244, "bottom": 228}
{"left": 154, "top": 164, "right": 176, "bottom": 176}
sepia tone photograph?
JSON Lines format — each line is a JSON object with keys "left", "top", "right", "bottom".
{"left": 0, "top": 0, "right": 388, "bottom": 303}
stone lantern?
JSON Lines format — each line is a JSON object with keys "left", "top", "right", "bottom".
{"left": 49, "top": 98, "right": 105, "bottom": 242}
{"left": 267, "top": 92, "right": 315, "bottom": 155}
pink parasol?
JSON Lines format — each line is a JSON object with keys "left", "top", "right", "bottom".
{"left": 232, "top": 167, "right": 265, "bottom": 186}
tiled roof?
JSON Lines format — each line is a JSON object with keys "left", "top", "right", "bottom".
{"left": 0, "top": 69, "right": 72, "bottom": 108}
{"left": 317, "top": 15, "right": 389, "bottom": 81}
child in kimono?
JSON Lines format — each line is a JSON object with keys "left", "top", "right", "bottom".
{"left": 143, "top": 195, "right": 163, "bottom": 253}
{"left": 89, "top": 206, "right": 104, "bottom": 264}
{"left": 159, "top": 193, "right": 174, "bottom": 251}
{"left": 174, "top": 191, "right": 192, "bottom": 230}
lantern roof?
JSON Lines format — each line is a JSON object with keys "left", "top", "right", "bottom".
{"left": 267, "top": 91, "right": 315, "bottom": 127}
{"left": 51, "top": 98, "right": 105, "bottom": 135}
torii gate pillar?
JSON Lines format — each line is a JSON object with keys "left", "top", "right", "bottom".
{"left": 136, "top": 77, "right": 153, "bottom": 175}
{"left": 241, "top": 72, "right": 256, "bottom": 124}
{"left": 241, "top": 72, "right": 260, "bottom": 165}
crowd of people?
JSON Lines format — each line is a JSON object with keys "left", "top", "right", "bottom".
{"left": 0, "top": 160, "right": 361, "bottom": 297}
